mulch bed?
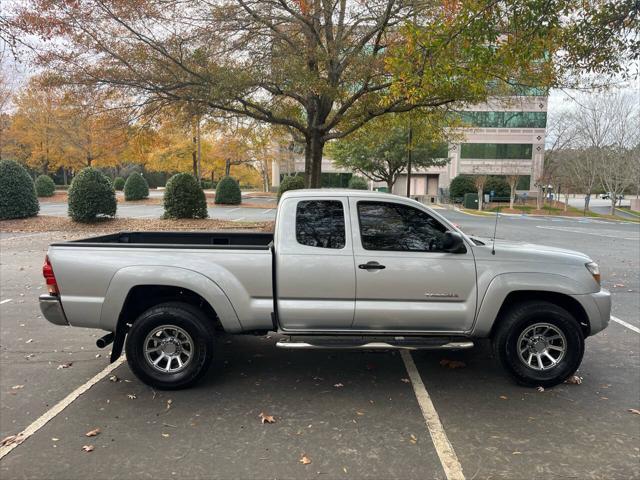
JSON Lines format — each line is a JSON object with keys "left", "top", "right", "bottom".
{"left": 0, "top": 216, "right": 274, "bottom": 234}
{"left": 40, "top": 191, "right": 276, "bottom": 209}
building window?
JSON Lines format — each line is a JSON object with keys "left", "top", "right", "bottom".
{"left": 296, "top": 200, "right": 345, "bottom": 249}
{"left": 357, "top": 201, "right": 447, "bottom": 252}
{"left": 458, "top": 111, "right": 547, "bottom": 128}
{"left": 460, "top": 143, "right": 533, "bottom": 160}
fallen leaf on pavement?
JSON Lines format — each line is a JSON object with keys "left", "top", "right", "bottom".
{"left": 499, "top": 395, "right": 508, "bottom": 400}
{"left": 536, "top": 386, "right": 545, "bottom": 392}
{"left": 127, "top": 394, "right": 136, "bottom": 399}
{"left": 439, "top": 359, "right": 466, "bottom": 369}
{"left": 259, "top": 412, "right": 276, "bottom": 424}
{"left": 82, "top": 445, "right": 94, "bottom": 453}
{"left": 409, "top": 434, "right": 417, "bottom": 444}
{"left": 166, "top": 399, "right": 173, "bottom": 410}
{"left": 613, "top": 283, "right": 625, "bottom": 288}
{"left": 628, "top": 409, "right": 640, "bottom": 415}
{"left": 161, "top": 433, "right": 170, "bottom": 438}
{"left": 401, "top": 378, "right": 410, "bottom": 383}
{"left": 25, "top": 339, "right": 33, "bottom": 344}
{"left": 57, "top": 362, "right": 73, "bottom": 370}
{"left": 85, "top": 428, "right": 101, "bottom": 437}
{"left": 355, "top": 411, "right": 365, "bottom": 416}
{"left": 299, "top": 454, "right": 312, "bottom": 465}
{"left": 512, "top": 451, "right": 522, "bottom": 455}
{"left": 333, "top": 383, "right": 344, "bottom": 388}
{"left": 11, "top": 385, "right": 24, "bottom": 390}
{"left": 1, "top": 434, "right": 24, "bottom": 447}
{"left": 108, "top": 375, "right": 118, "bottom": 382}
{"left": 565, "top": 375, "right": 583, "bottom": 385}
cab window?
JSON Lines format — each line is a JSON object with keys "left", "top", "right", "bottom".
{"left": 296, "top": 200, "right": 346, "bottom": 249}
{"left": 357, "top": 201, "right": 447, "bottom": 252}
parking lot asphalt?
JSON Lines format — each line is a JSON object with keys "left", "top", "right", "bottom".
{"left": 0, "top": 210, "right": 639, "bottom": 479}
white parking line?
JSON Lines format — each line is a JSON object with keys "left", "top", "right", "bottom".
{"left": 262, "top": 209, "right": 274, "bottom": 214}
{"left": 0, "top": 299, "right": 12, "bottom": 304}
{"left": 231, "top": 217, "right": 246, "bottom": 222}
{"left": 0, "top": 356, "right": 126, "bottom": 460}
{"left": 611, "top": 316, "right": 640, "bottom": 334}
{"left": 536, "top": 225, "right": 639, "bottom": 240}
{"left": 401, "top": 350, "right": 465, "bottom": 480}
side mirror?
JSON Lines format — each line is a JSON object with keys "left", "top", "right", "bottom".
{"left": 442, "top": 231, "right": 466, "bottom": 253}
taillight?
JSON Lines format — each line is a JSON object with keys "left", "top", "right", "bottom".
{"left": 43, "top": 255, "right": 59, "bottom": 295}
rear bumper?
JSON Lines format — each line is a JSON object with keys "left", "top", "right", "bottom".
{"left": 39, "top": 294, "right": 69, "bottom": 326}
{"left": 571, "top": 289, "right": 611, "bottom": 336}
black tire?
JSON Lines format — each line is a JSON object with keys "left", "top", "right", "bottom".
{"left": 493, "top": 300, "right": 585, "bottom": 388}
{"left": 125, "top": 302, "right": 215, "bottom": 390}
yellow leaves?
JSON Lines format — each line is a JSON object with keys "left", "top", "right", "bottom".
{"left": 299, "top": 454, "right": 312, "bottom": 465}
{"left": 258, "top": 412, "right": 276, "bottom": 424}
{"left": 85, "top": 428, "right": 101, "bottom": 437}
{"left": 439, "top": 359, "right": 467, "bottom": 369}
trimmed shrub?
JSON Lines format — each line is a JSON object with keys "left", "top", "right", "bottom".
{"left": 348, "top": 176, "right": 368, "bottom": 190}
{"left": 113, "top": 176, "right": 125, "bottom": 191}
{"left": 35, "top": 174, "right": 56, "bottom": 197}
{"left": 124, "top": 172, "right": 149, "bottom": 200}
{"left": 484, "top": 176, "right": 510, "bottom": 198}
{"left": 163, "top": 173, "right": 208, "bottom": 219}
{"left": 449, "top": 175, "right": 476, "bottom": 200}
{"left": 67, "top": 167, "right": 117, "bottom": 222}
{"left": 215, "top": 176, "right": 242, "bottom": 205}
{"left": 278, "top": 175, "right": 305, "bottom": 197}
{"left": 0, "top": 160, "right": 39, "bottom": 220}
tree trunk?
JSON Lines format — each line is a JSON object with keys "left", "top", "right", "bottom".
{"left": 196, "top": 117, "right": 202, "bottom": 183}
{"left": 537, "top": 185, "right": 543, "bottom": 209}
{"left": 584, "top": 193, "right": 591, "bottom": 214}
{"left": 610, "top": 198, "right": 616, "bottom": 216}
{"left": 225, "top": 159, "right": 231, "bottom": 177}
{"left": 564, "top": 193, "right": 569, "bottom": 211}
{"left": 387, "top": 178, "right": 394, "bottom": 192}
{"left": 406, "top": 126, "right": 413, "bottom": 198}
{"left": 477, "top": 187, "right": 483, "bottom": 211}
{"left": 62, "top": 168, "right": 68, "bottom": 185}
{"left": 305, "top": 134, "right": 324, "bottom": 188}
{"left": 191, "top": 120, "right": 197, "bottom": 178}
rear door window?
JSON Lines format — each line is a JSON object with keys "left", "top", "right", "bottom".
{"left": 296, "top": 200, "right": 346, "bottom": 249}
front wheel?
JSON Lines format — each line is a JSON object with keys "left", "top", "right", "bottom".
{"left": 125, "top": 302, "right": 215, "bottom": 390}
{"left": 493, "top": 300, "right": 585, "bottom": 388}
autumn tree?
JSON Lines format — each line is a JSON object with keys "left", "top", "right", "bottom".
{"left": 12, "top": 0, "right": 638, "bottom": 188}
{"left": 331, "top": 111, "right": 452, "bottom": 191}
{"left": 55, "top": 86, "right": 129, "bottom": 169}
{"left": 4, "top": 78, "right": 66, "bottom": 173}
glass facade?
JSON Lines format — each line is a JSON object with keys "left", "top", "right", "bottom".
{"left": 458, "top": 111, "right": 547, "bottom": 128}
{"left": 460, "top": 143, "right": 533, "bottom": 160}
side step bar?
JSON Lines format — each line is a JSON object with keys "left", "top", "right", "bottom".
{"left": 276, "top": 336, "right": 474, "bottom": 350}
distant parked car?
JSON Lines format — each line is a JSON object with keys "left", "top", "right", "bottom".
{"left": 601, "top": 192, "right": 623, "bottom": 200}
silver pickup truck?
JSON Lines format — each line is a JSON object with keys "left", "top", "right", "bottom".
{"left": 39, "top": 190, "right": 610, "bottom": 390}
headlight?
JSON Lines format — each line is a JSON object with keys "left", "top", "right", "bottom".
{"left": 585, "top": 262, "right": 600, "bottom": 285}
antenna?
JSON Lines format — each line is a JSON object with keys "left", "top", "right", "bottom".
{"left": 491, "top": 207, "right": 500, "bottom": 255}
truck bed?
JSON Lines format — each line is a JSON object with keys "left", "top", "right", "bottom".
{"left": 53, "top": 231, "right": 274, "bottom": 249}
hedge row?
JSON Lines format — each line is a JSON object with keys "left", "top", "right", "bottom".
{"left": 0, "top": 164, "right": 256, "bottom": 222}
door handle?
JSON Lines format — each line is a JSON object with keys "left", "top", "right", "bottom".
{"left": 358, "top": 261, "right": 386, "bottom": 270}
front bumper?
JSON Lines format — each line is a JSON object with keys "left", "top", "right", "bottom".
{"left": 572, "top": 289, "right": 611, "bottom": 336}
{"left": 39, "top": 294, "right": 69, "bottom": 326}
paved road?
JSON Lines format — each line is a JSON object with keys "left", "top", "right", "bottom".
{"left": 1, "top": 210, "right": 639, "bottom": 479}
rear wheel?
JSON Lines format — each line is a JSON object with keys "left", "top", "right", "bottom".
{"left": 493, "top": 300, "right": 584, "bottom": 388}
{"left": 125, "top": 302, "right": 214, "bottom": 390}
